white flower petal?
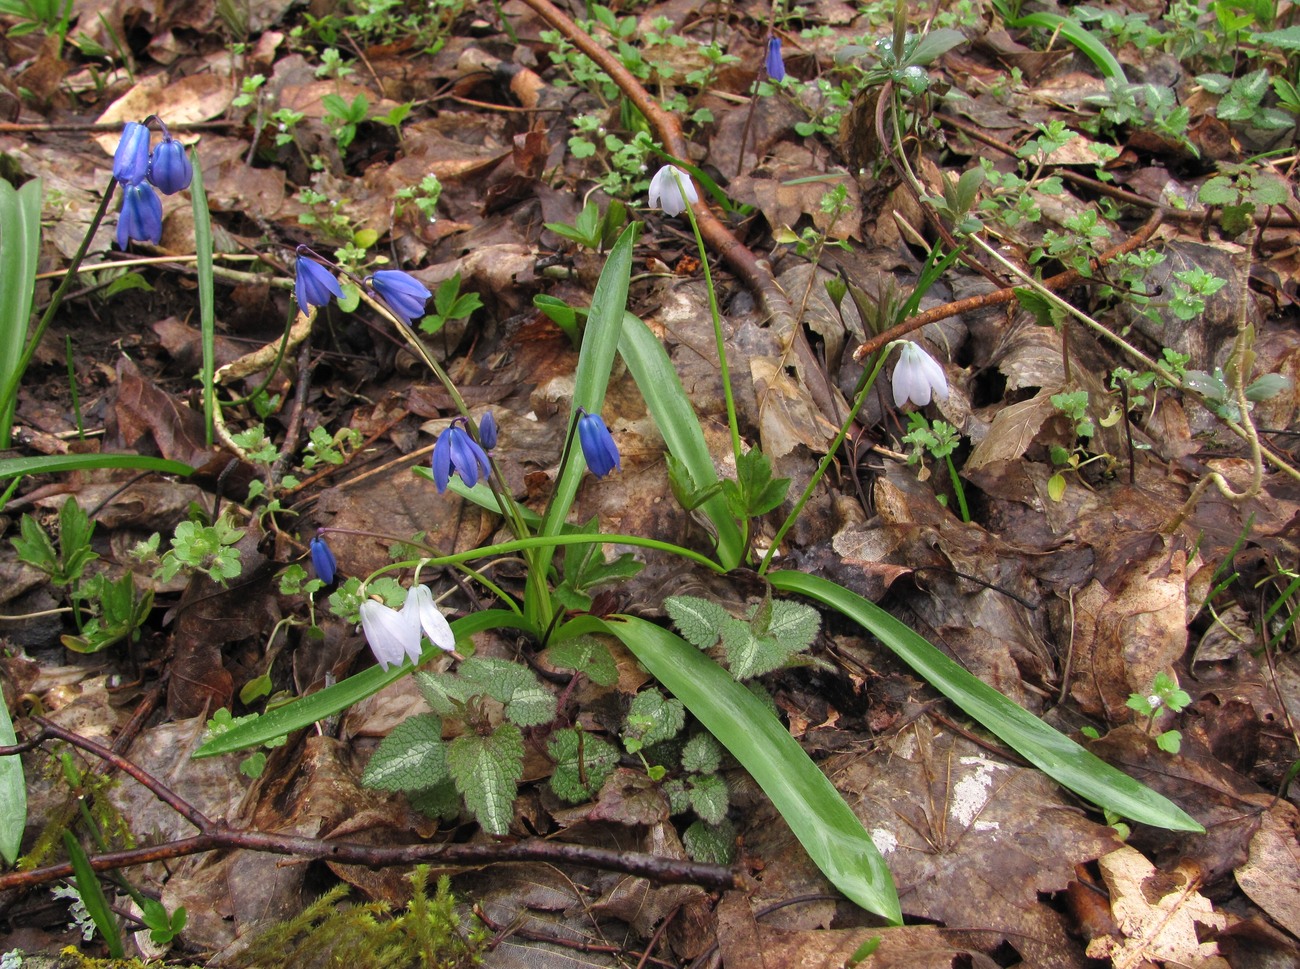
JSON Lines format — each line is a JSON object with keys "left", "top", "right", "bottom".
{"left": 892, "top": 342, "right": 948, "bottom": 408}
{"left": 359, "top": 599, "right": 418, "bottom": 670}
{"left": 404, "top": 584, "right": 456, "bottom": 656}
{"left": 649, "top": 165, "right": 697, "bottom": 216}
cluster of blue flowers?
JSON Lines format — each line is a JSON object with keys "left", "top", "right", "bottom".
{"left": 293, "top": 247, "right": 435, "bottom": 329}
{"left": 112, "top": 119, "right": 192, "bottom": 249}
{"left": 295, "top": 245, "right": 621, "bottom": 492}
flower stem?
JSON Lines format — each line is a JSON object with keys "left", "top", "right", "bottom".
{"left": 944, "top": 454, "right": 970, "bottom": 522}
{"left": 678, "top": 173, "right": 743, "bottom": 467}
{"left": 758, "top": 343, "right": 897, "bottom": 575}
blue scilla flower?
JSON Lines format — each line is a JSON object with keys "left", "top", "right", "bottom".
{"left": 577, "top": 409, "right": 620, "bottom": 478}
{"left": 765, "top": 36, "right": 786, "bottom": 82}
{"left": 113, "top": 122, "right": 151, "bottom": 185}
{"left": 147, "top": 136, "right": 192, "bottom": 195}
{"left": 295, "top": 255, "right": 343, "bottom": 310}
{"left": 310, "top": 535, "right": 337, "bottom": 584}
{"left": 478, "top": 411, "right": 497, "bottom": 451}
{"left": 368, "top": 270, "right": 432, "bottom": 326}
{"left": 431, "top": 420, "right": 491, "bottom": 492}
{"left": 115, "top": 181, "right": 163, "bottom": 249}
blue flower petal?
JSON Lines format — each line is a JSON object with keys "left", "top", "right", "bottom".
{"left": 147, "top": 138, "right": 192, "bottom": 195}
{"left": 310, "top": 535, "right": 337, "bottom": 584}
{"left": 478, "top": 411, "right": 497, "bottom": 451}
{"left": 765, "top": 36, "right": 786, "bottom": 82}
{"left": 295, "top": 256, "right": 344, "bottom": 310}
{"left": 112, "top": 122, "right": 151, "bottom": 185}
{"left": 116, "top": 182, "right": 163, "bottom": 249}
{"left": 577, "top": 411, "right": 620, "bottom": 478}
{"left": 370, "top": 270, "right": 432, "bottom": 325}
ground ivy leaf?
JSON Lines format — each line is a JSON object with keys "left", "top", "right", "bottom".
{"left": 361, "top": 714, "right": 448, "bottom": 792}
{"left": 681, "top": 732, "right": 723, "bottom": 774}
{"left": 447, "top": 723, "right": 524, "bottom": 835}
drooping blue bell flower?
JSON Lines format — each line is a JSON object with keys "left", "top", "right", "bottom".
{"left": 477, "top": 411, "right": 497, "bottom": 451}
{"left": 765, "top": 36, "right": 786, "bottom": 82}
{"left": 115, "top": 181, "right": 163, "bottom": 249}
{"left": 577, "top": 409, "right": 620, "bottom": 478}
{"left": 368, "top": 270, "right": 432, "bottom": 326}
{"left": 295, "top": 255, "right": 344, "bottom": 311}
{"left": 309, "top": 535, "right": 337, "bottom": 584}
{"left": 112, "top": 122, "right": 152, "bottom": 185}
{"left": 431, "top": 420, "right": 491, "bottom": 492}
{"left": 147, "top": 137, "right": 192, "bottom": 195}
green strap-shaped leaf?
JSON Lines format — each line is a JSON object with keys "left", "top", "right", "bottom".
{"left": 770, "top": 570, "right": 1202, "bottom": 832}
{"left": 193, "top": 610, "right": 528, "bottom": 757}
{"left": 600, "top": 615, "right": 902, "bottom": 922}
{"left": 618, "top": 313, "right": 743, "bottom": 570}
{"left": 0, "top": 178, "right": 43, "bottom": 448}
{"left": 0, "top": 694, "right": 25, "bottom": 866}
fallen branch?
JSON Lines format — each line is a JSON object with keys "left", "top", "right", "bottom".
{"left": 0, "top": 719, "right": 741, "bottom": 894}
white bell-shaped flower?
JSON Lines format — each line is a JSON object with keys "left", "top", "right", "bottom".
{"left": 648, "top": 165, "right": 698, "bottom": 216}
{"left": 358, "top": 584, "right": 455, "bottom": 670}
{"left": 891, "top": 341, "right": 949, "bottom": 408}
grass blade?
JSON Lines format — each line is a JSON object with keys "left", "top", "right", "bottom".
{"left": 62, "top": 831, "right": 125, "bottom": 957}
{"left": 602, "top": 615, "right": 902, "bottom": 922}
{"left": 618, "top": 313, "right": 743, "bottom": 570}
{"left": 0, "top": 694, "right": 25, "bottom": 866}
{"left": 189, "top": 146, "right": 216, "bottom": 447}
{"left": 770, "top": 570, "right": 1202, "bottom": 832}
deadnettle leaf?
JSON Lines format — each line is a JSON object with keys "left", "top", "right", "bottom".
{"left": 416, "top": 670, "right": 473, "bottom": 717}
{"left": 683, "top": 820, "right": 736, "bottom": 865}
{"left": 766, "top": 600, "right": 821, "bottom": 653}
{"left": 687, "top": 773, "right": 730, "bottom": 825}
{"left": 681, "top": 733, "right": 723, "bottom": 774}
{"left": 665, "top": 595, "right": 729, "bottom": 649}
{"left": 545, "top": 636, "right": 618, "bottom": 687}
{"left": 447, "top": 723, "right": 524, "bottom": 836}
{"left": 624, "top": 689, "right": 685, "bottom": 751}
{"left": 361, "top": 714, "right": 448, "bottom": 792}
{"left": 547, "top": 728, "right": 620, "bottom": 803}
{"left": 458, "top": 657, "right": 557, "bottom": 727}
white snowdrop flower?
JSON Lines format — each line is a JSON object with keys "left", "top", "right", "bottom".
{"left": 648, "top": 164, "right": 698, "bottom": 216}
{"left": 358, "top": 584, "right": 454, "bottom": 670}
{"left": 891, "top": 341, "right": 949, "bottom": 408}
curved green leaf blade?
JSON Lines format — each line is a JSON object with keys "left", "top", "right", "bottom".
{"left": 193, "top": 610, "right": 527, "bottom": 757}
{"left": 0, "top": 695, "right": 25, "bottom": 866}
{"left": 618, "top": 313, "right": 742, "bottom": 570}
{"left": 539, "top": 224, "right": 635, "bottom": 540}
{"left": 770, "top": 571, "right": 1202, "bottom": 832}
{"left": 1000, "top": 8, "right": 1127, "bottom": 81}
{"left": 603, "top": 615, "right": 901, "bottom": 922}
{"left": 0, "top": 453, "right": 194, "bottom": 480}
